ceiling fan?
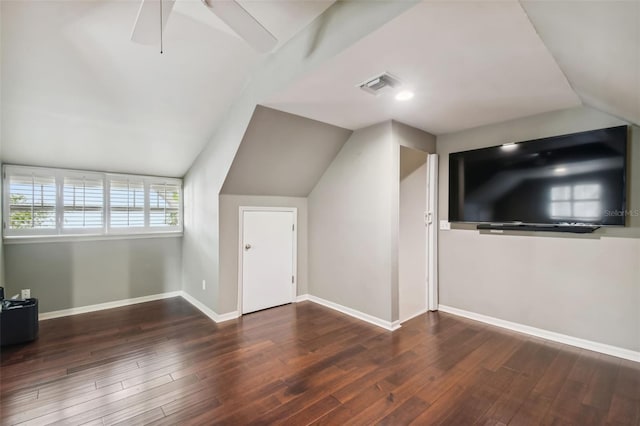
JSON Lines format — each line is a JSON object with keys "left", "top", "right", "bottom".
{"left": 130, "top": 0, "right": 278, "bottom": 53}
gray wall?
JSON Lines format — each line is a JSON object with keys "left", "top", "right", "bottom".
{"left": 308, "top": 122, "right": 395, "bottom": 321}
{"left": 307, "top": 121, "right": 436, "bottom": 323}
{"left": 393, "top": 121, "right": 437, "bottom": 153}
{"left": 437, "top": 106, "right": 640, "bottom": 351}
{"left": 181, "top": 1, "right": 417, "bottom": 313}
{"left": 221, "top": 106, "right": 352, "bottom": 197}
{"left": 390, "top": 121, "right": 437, "bottom": 321}
{"left": 0, "top": 171, "right": 3, "bottom": 288}
{"left": 399, "top": 147, "right": 428, "bottom": 322}
{"left": 4, "top": 237, "right": 182, "bottom": 313}
{"left": 0, "top": 5, "right": 3, "bottom": 288}
{"left": 218, "top": 195, "right": 308, "bottom": 313}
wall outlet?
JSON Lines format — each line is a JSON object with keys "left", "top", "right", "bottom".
{"left": 202, "top": 280, "right": 206, "bottom": 290}
{"left": 439, "top": 220, "right": 451, "bottom": 231}
{"left": 21, "top": 289, "right": 31, "bottom": 299}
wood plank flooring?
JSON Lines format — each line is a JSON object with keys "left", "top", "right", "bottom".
{"left": 1, "top": 297, "right": 638, "bottom": 425}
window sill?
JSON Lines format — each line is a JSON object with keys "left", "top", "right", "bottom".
{"left": 3, "top": 232, "right": 183, "bottom": 245}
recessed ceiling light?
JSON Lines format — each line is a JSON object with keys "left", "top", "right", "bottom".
{"left": 501, "top": 143, "right": 517, "bottom": 150}
{"left": 554, "top": 167, "right": 567, "bottom": 174}
{"left": 395, "top": 90, "right": 414, "bottom": 101}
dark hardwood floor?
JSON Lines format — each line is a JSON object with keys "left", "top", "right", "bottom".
{"left": 1, "top": 297, "right": 638, "bottom": 425}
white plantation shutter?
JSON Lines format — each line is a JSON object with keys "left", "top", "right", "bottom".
{"left": 150, "top": 182, "right": 181, "bottom": 227}
{"left": 63, "top": 175, "right": 104, "bottom": 229}
{"left": 3, "top": 165, "right": 182, "bottom": 238}
{"left": 109, "top": 179, "right": 145, "bottom": 228}
{"left": 7, "top": 172, "right": 57, "bottom": 231}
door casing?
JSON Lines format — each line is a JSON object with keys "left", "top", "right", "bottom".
{"left": 237, "top": 206, "right": 298, "bottom": 314}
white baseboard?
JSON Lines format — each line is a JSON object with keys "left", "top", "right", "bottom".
{"left": 400, "top": 307, "right": 430, "bottom": 324}
{"left": 297, "top": 294, "right": 400, "bottom": 331}
{"left": 39, "top": 291, "right": 182, "bottom": 320}
{"left": 37, "top": 292, "right": 637, "bottom": 362}
{"left": 295, "top": 294, "right": 310, "bottom": 303}
{"left": 38, "top": 291, "right": 241, "bottom": 324}
{"left": 178, "top": 291, "right": 240, "bottom": 323}
{"left": 438, "top": 305, "right": 640, "bottom": 363}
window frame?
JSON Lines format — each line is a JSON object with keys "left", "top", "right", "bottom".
{"left": 107, "top": 176, "right": 148, "bottom": 234}
{"left": 3, "top": 165, "right": 183, "bottom": 241}
{"left": 148, "top": 181, "right": 182, "bottom": 229}
{"left": 4, "top": 166, "right": 58, "bottom": 237}
{"left": 61, "top": 170, "right": 106, "bottom": 235}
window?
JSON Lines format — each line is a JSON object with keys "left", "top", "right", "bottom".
{"left": 549, "top": 183, "right": 601, "bottom": 221}
{"left": 150, "top": 182, "right": 181, "bottom": 227}
{"left": 64, "top": 174, "right": 104, "bottom": 230}
{"left": 110, "top": 179, "right": 145, "bottom": 228}
{"left": 7, "top": 171, "right": 56, "bottom": 234}
{"left": 3, "top": 165, "right": 182, "bottom": 239}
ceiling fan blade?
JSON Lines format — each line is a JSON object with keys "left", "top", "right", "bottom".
{"left": 131, "top": 0, "right": 176, "bottom": 45}
{"left": 202, "top": 0, "right": 277, "bottom": 53}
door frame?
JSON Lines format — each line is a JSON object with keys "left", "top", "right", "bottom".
{"left": 237, "top": 206, "right": 298, "bottom": 314}
{"left": 426, "top": 154, "right": 439, "bottom": 311}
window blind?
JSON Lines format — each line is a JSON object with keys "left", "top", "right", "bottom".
{"left": 63, "top": 176, "right": 104, "bottom": 229}
{"left": 8, "top": 173, "right": 57, "bottom": 230}
{"left": 109, "top": 179, "right": 145, "bottom": 228}
{"left": 3, "top": 165, "right": 182, "bottom": 238}
{"left": 150, "top": 182, "right": 181, "bottom": 227}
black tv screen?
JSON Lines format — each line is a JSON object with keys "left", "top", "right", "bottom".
{"left": 449, "top": 126, "right": 628, "bottom": 226}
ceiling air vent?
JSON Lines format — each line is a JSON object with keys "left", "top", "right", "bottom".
{"left": 358, "top": 72, "right": 402, "bottom": 96}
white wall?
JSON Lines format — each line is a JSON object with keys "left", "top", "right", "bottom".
{"left": 437, "top": 106, "right": 640, "bottom": 352}
{"left": 218, "top": 194, "right": 308, "bottom": 313}
{"left": 181, "top": 1, "right": 418, "bottom": 314}
{"left": 399, "top": 148, "right": 428, "bottom": 322}
{"left": 308, "top": 122, "right": 395, "bottom": 321}
{"left": 4, "top": 237, "right": 183, "bottom": 313}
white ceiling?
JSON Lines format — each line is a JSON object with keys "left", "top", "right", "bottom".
{"left": 265, "top": 1, "right": 584, "bottom": 135}
{"left": 0, "top": 0, "right": 333, "bottom": 177}
{"left": 521, "top": 0, "right": 640, "bottom": 127}
{"left": 3, "top": 0, "right": 637, "bottom": 179}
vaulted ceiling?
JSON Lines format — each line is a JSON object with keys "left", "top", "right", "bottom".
{"left": 1, "top": 0, "right": 638, "bottom": 179}
{"left": 265, "top": 0, "right": 640, "bottom": 135}
{"left": 0, "top": 0, "right": 334, "bottom": 177}
{"left": 520, "top": 0, "right": 640, "bottom": 127}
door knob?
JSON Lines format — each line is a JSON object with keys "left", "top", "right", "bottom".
{"left": 245, "top": 244, "right": 252, "bottom": 250}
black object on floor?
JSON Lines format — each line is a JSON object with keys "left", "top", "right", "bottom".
{"left": 0, "top": 293, "right": 39, "bottom": 346}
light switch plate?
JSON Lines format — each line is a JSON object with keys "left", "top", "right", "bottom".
{"left": 439, "top": 220, "right": 451, "bottom": 230}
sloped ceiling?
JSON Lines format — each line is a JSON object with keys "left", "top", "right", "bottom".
{"left": 521, "top": 0, "right": 640, "bottom": 127}
{"left": 265, "top": 0, "right": 582, "bottom": 135}
{"left": 2, "top": 0, "right": 637, "bottom": 181}
{"left": 221, "top": 106, "right": 352, "bottom": 197}
{"left": 0, "top": 0, "right": 334, "bottom": 177}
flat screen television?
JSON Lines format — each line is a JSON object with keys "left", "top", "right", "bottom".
{"left": 449, "top": 126, "right": 628, "bottom": 226}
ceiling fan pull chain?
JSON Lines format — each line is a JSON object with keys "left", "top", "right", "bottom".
{"left": 159, "top": 0, "right": 163, "bottom": 54}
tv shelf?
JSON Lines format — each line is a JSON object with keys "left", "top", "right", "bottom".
{"left": 477, "top": 223, "right": 600, "bottom": 234}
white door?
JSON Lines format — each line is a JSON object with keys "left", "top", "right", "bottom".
{"left": 240, "top": 208, "right": 296, "bottom": 314}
